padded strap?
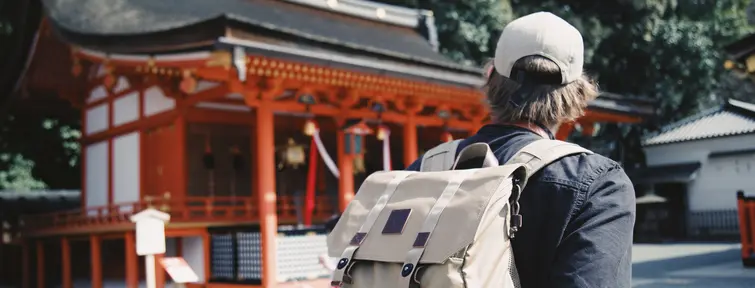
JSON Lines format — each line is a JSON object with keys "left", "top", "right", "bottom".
{"left": 420, "top": 139, "right": 463, "bottom": 172}
{"left": 332, "top": 171, "right": 412, "bottom": 286}
{"left": 505, "top": 139, "right": 591, "bottom": 182}
{"left": 397, "top": 169, "right": 476, "bottom": 287}
{"left": 503, "top": 139, "right": 592, "bottom": 238}
{"left": 451, "top": 142, "right": 499, "bottom": 169}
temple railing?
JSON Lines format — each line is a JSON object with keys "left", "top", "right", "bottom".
{"left": 20, "top": 195, "right": 334, "bottom": 234}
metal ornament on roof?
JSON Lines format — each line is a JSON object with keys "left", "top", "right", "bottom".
{"left": 232, "top": 46, "right": 247, "bottom": 82}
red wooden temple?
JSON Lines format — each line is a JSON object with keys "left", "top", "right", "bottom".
{"left": 7, "top": 0, "right": 655, "bottom": 287}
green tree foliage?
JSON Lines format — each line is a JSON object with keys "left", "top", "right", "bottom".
{"left": 384, "top": 0, "right": 753, "bottom": 123}
{"left": 0, "top": 0, "right": 80, "bottom": 191}
{"left": 0, "top": 104, "right": 81, "bottom": 190}
{"left": 378, "top": 0, "right": 514, "bottom": 66}
{"left": 377, "top": 0, "right": 753, "bottom": 168}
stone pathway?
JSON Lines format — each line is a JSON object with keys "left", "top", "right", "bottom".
{"left": 632, "top": 243, "right": 755, "bottom": 287}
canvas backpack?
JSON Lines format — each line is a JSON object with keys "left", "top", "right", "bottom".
{"left": 327, "top": 139, "right": 592, "bottom": 287}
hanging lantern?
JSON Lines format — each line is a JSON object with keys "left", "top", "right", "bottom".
{"left": 281, "top": 138, "right": 306, "bottom": 169}
{"left": 203, "top": 137, "right": 215, "bottom": 170}
{"left": 353, "top": 154, "right": 366, "bottom": 174}
{"left": 230, "top": 146, "right": 244, "bottom": 171}
{"left": 303, "top": 118, "right": 317, "bottom": 136}
{"left": 376, "top": 125, "right": 389, "bottom": 141}
{"left": 342, "top": 119, "right": 373, "bottom": 156}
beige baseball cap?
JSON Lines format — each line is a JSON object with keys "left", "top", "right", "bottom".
{"left": 493, "top": 12, "right": 584, "bottom": 85}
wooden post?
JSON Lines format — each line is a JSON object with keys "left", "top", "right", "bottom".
{"left": 175, "top": 116, "right": 188, "bottom": 200}
{"left": 61, "top": 237, "right": 72, "bottom": 288}
{"left": 256, "top": 100, "right": 278, "bottom": 288}
{"left": 336, "top": 128, "right": 354, "bottom": 212}
{"left": 580, "top": 121, "right": 595, "bottom": 137}
{"left": 555, "top": 122, "right": 576, "bottom": 141}
{"left": 90, "top": 235, "right": 102, "bottom": 288}
{"left": 202, "top": 230, "right": 211, "bottom": 283}
{"left": 403, "top": 115, "right": 418, "bottom": 167}
{"left": 579, "top": 121, "right": 596, "bottom": 148}
{"left": 35, "top": 240, "right": 44, "bottom": 288}
{"left": 125, "top": 232, "right": 138, "bottom": 288}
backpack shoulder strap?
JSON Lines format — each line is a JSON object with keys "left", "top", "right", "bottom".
{"left": 419, "top": 139, "right": 463, "bottom": 172}
{"left": 505, "top": 139, "right": 593, "bottom": 184}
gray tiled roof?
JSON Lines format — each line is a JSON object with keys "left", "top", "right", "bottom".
{"left": 642, "top": 99, "right": 755, "bottom": 146}
{"left": 41, "top": 0, "right": 461, "bottom": 69}
{"left": 0, "top": 190, "right": 80, "bottom": 201}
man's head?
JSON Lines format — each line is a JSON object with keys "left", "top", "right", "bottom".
{"left": 485, "top": 12, "right": 598, "bottom": 129}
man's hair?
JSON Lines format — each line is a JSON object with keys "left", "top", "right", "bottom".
{"left": 483, "top": 55, "right": 599, "bottom": 127}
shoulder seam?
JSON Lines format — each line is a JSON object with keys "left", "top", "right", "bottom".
{"left": 569, "top": 159, "right": 621, "bottom": 219}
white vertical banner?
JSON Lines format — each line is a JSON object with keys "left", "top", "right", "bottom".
{"left": 312, "top": 129, "right": 340, "bottom": 179}
{"left": 382, "top": 128, "right": 392, "bottom": 171}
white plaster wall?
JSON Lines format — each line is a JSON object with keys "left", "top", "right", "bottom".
{"left": 85, "top": 104, "right": 109, "bottom": 135}
{"left": 87, "top": 85, "right": 108, "bottom": 103}
{"left": 643, "top": 134, "right": 755, "bottom": 166}
{"left": 143, "top": 86, "right": 175, "bottom": 117}
{"left": 643, "top": 134, "right": 755, "bottom": 212}
{"left": 688, "top": 153, "right": 755, "bottom": 211}
{"left": 182, "top": 236, "right": 206, "bottom": 283}
{"left": 194, "top": 80, "right": 220, "bottom": 93}
{"left": 86, "top": 141, "right": 109, "bottom": 216}
{"left": 113, "top": 132, "right": 140, "bottom": 212}
{"left": 113, "top": 77, "right": 130, "bottom": 94}
{"left": 113, "top": 91, "right": 139, "bottom": 127}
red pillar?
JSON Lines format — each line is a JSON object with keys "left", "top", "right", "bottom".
{"left": 36, "top": 240, "right": 44, "bottom": 288}
{"left": 175, "top": 116, "right": 187, "bottom": 199}
{"left": 403, "top": 115, "right": 418, "bottom": 167}
{"left": 125, "top": 232, "right": 138, "bottom": 288}
{"left": 90, "top": 235, "right": 102, "bottom": 288}
{"left": 304, "top": 136, "right": 319, "bottom": 225}
{"left": 256, "top": 101, "right": 278, "bottom": 288}
{"left": 61, "top": 237, "right": 72, "bottom": 288}
{"left": 336, "top": 128, "right": 354, "bottom": 212}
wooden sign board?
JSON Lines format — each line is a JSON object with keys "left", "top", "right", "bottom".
{"left": 129, "top": 208, "right": 170, "bottom": 256}
{"left": 160, "top": 257, "right": 199, "bottom": 284}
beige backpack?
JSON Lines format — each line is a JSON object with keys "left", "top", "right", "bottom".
{"left": 327, "top": 139, "right": 592, "bottom": 287}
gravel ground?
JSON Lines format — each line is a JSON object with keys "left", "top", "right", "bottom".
{"left": 632, "top": 243, "right": 755, "bottom": 288}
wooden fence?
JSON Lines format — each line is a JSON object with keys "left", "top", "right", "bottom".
{"left": 736, "top": 191, "right": 755, "bottom": 267}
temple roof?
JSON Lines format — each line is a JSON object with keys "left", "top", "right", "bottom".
{"left": 42, "top": 0, "right": 482, "bottom": 86}
{"left": 642, "top": 99, "right": 755, "bottom": 146}
{"left": 724, "top": 32, "right": 755, "bottom": 61}
{"left": 0, "top": 190, "right": 80, "bottom": 215}
{"left": 589, "top": 92, "right": 657, "bottom": 118}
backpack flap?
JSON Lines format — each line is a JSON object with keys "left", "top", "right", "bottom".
{"left": 327, "top": 164, "right": 524, "bottom": 266}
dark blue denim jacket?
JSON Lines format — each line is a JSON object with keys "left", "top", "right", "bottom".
{"left": 406, "top": 124, "right": 635, "bottom": 288}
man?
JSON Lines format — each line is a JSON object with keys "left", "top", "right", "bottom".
{"left": 406, "top": 12, "right": 636, "bottom": 287}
